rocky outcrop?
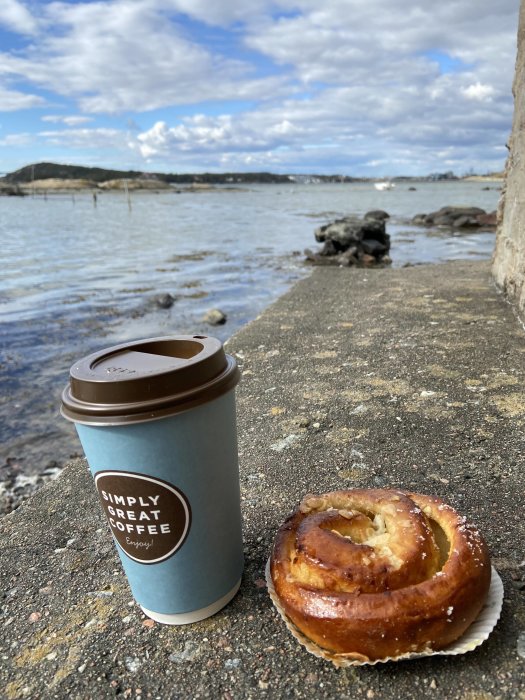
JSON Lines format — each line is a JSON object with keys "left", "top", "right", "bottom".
{"left": 98, "top": 178, "right": 172, "bottom": 191}
{"left": 412, "top": 206, "right": 497, "bottom": 229}
{"left": 305, "top": 212, "right": 391, "bottom": 266}
{"left": 19, "top": 178, "right": 98, "bottom": 191}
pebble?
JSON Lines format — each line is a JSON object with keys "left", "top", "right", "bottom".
{"left": 28, "top": 612, "right": 41, "bottom": 623}
{"left": 125, "top": 656, "right": 141, "bottom": 673}
{"left": 517, "top": 632, "right": 525, "bottom": 659}
{"left": 270, "top": 434, "right": 300, "bottom": 451}
{"left": 169, "top": 641, "right": 201, "bottom": 663}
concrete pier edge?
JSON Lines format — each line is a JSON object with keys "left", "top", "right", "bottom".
{"left": 1, "top": 260, "right": 525, "bottom": 699}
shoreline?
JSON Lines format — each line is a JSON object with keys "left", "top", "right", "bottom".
{"left": 0, "top": 247, "right": 496, "bottom": 518}
{"left": 0, "top": 185, "right": 502, "bottom": 516}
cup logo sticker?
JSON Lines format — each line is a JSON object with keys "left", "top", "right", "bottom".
{"left": 94, "top": 471, "right": 191, "bottom": 564}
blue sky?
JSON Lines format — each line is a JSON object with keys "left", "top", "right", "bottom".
{"left": 0, "top": 0, "right": 520, "bottom": 176}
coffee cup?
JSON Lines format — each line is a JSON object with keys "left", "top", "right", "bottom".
{"left": 61, "top": 335, "right": 243, "bottom": 624}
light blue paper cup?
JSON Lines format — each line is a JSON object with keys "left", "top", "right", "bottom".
{"left": 61, "top": 336, "right": 243, "bottom": 624}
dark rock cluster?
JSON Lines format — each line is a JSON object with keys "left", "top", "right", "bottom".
{"left": 0, "top": 183, "right": 25, "bottom": 196}
{"left": 305, "top": 210, "right": 391, "bottom": 266}
{"left": 412, "top": 206, "right": 497, "bottom": 229}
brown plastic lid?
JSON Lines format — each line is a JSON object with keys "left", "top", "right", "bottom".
{"left": 61, "top": 335, "right": 240, "bottom": 425}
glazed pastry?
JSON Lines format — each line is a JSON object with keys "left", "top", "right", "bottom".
{"left": 270, "top": 489, "right": 491, "bottom": 661}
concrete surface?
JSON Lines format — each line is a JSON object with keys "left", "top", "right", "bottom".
{"left": 492, "top": 2, "right": 525, "bottom": 318}
{"left": 1, "top": 260, "right": 525, "bottom": 700}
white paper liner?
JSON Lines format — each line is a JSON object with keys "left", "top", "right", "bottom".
{"left": 265, "top": 559, "right": 503, "bottom": 667}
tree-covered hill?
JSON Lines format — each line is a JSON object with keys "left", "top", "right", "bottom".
{"left": 2, "top": 162, "right": 154, "bottom": 184}
{"left": 1, "top": 162, "right": 300, "bottom": 185}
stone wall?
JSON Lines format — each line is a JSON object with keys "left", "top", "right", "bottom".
{"left": 492, "top": 2, "right": 525, "bottom": 316}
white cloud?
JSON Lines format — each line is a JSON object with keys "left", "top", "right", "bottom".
{"left": 134, "top": 111, "right": 311, "bottom": 160}
{"left": 0, "top": 86, "right": 44, "bottom": 111}
{"left": 0, "top": 0, "right": 38, "bottom": 35}
{"left": 38, "top": 127, "right": 129, "bottom": 151}
{"left": 462, "top": 82, "right": 495, "bottom": 101}
{"left": 0, "top": 132, "right": 33, "bottom": 146}
{"left": 0, "top": 0, "right": 289, "bottom": 113}
{"left": 0, "top": 0, "right": 519, "bottom": 174}
{"left": 156, "top": 0, "right": 272, "bottom": 26}
{"left": 130, "top": 61, "right": 513, "bottom": 173}
{"left": 244, "top": 1, "right": 518, "bottom": 91}
{"left": 42, "top": 115, "right": 94, "bottom": 125}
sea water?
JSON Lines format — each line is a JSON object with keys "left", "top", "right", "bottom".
{"left": 0, "top": 180, "right": 501, "bottom": 482}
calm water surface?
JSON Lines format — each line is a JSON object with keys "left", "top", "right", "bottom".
{"left": 0, "top": 181, "right": 501, "bottom": 478}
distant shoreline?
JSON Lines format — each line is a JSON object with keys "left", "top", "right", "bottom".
{"left": 0, "top": 161, "right": 505, "bottom": 194}
{"left": 461, "top": 175, "right": 505, "bottom": 182}
{"left": 0, "top": 179, "right": 248, "bottom": 196}
{"left": 0, "top": 173, "right": 504, "bottom": 197}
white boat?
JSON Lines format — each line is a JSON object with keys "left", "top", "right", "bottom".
{"left": 374, "top": 181, "right": 395, "bottom": 191}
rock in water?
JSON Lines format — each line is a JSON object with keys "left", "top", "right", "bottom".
{"left": 308, "top": 213, "right": 391, "bottom": 267}
{"left": 411, "top": 206, "right": 497, "bottom": 229}
{"left": 155, "top": 293, "right": 175, "bottom": 309}
{"left": 364, "top": 210, "right": 390, "bottom": 221}
{"left": 202, "top": 308, "right": 227, "bottom": 325}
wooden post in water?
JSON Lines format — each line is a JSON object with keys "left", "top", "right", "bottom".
{"left": 124, "top": 179, "right": 132, "bottom": 211}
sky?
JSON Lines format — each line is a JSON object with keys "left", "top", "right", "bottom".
{"left": 0, "top": 0, "right": 521, "bottom": 176}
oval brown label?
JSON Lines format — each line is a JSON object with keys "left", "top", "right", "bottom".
{"left": 94, "top": 471, "right": 191, "bottom": 564}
